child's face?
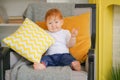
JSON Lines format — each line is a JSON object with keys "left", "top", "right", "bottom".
{"left": 46, "top": 16, "right": 63, "bottom": 32}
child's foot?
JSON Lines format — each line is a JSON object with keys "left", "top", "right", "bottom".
{"left": 33, "top": 62, "right": 46, "bottom": 70}
{"left": 71, "top": 61, "right": 81, "bottom": 71}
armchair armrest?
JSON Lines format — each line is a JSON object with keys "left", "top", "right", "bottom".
{"left": 88, "top": 49, "right": 94, "bottom": 80}
{"left": 0, "top": 47, "right": 10, "bottom": 59}
{"left": 0, "top": 47, "right": 11, "bottom": 80}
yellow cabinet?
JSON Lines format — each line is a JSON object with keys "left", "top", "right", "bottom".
{"left": 89, "top": 0, "right": 120, "bottom": 80}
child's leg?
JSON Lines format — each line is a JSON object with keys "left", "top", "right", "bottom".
{"left": 33, "top": 55, "right": 56, "bottom": 70}
{"left": 59, "top": 54, "right": 75, "bottom": 66}
{"left": 33, "top": 62, "right": 46, "bottom": 70}
{"left": 33, "top": 55, "right": 49, "bottom": 70}
{"left": 60, "top": 54, "right": 81, "bottom": 71}
{"left": 71, "top": 61, "right": 81, "bottom": 71}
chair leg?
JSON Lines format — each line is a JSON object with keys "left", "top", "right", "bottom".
{"left": 0, "top": 57, "right": 4, "bottom": 80}
{"left": 0, "top": 47, "right": 3, "bottom": 80}
{"left": 88, "top": 49, "right": 94, "bottom": 80}
{"left": 0, "top": 47, "right": 11, "bottom": 80}
{"left": 88, "top": 62, "right": 94, "bottom": 80}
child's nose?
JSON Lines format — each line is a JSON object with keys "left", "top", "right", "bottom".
{"left": 52, "top": 23, "right": 56, "bottom": 27}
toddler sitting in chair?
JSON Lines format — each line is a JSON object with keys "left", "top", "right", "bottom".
{"left": 33, "top": 8, "right": 81, "bottom": 71}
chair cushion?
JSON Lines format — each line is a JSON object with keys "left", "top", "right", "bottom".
{"left": 3, "top": 18, "right": 54, "bottom": 63}
{"left": 36, "top": 12, "right": 91, "bottom": 63}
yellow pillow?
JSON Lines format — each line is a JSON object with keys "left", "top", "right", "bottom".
{"left": 3, "top": 18, "right": 54, "bottom": 63}
{"left": 36, "top": 12, "right": 91, "bottom": 63}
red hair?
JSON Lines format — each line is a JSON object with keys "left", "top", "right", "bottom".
{"left": 45, "top": 8, "right": 63, "bottom": 22}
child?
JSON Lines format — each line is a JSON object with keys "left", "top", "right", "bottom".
{"left": 33, "top": 8, "right": 81, "bottom": 71}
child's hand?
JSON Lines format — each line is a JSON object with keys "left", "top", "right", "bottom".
{"left": 71, "top": 28, "right": 78, "bottom": 38}
{"left": 68, "top": 28, "right": 78, "bottom": 47}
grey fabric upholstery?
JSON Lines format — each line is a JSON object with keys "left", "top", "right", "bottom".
{"left": 0, "top": 25, "right": 20, "bottom": 46}
{"left": 0, "top": 3, "right": 96, "bottom": 80}
{"left": 23, "top": 2, "right": 75, "bottom": 21}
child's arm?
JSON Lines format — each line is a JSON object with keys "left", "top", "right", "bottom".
{"left": 67, "top": 28, "right": 78, "bottom": 48}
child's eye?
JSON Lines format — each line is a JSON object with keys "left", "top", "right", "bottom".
{"left": 55, "top": 21, "right": 58, "bottom": 23}
{"left": 49, "top": 22, "right": 52, "bottom": 24}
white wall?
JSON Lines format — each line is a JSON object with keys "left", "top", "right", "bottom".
{"left": 1, "top": 0, "right": 40, "bottom": 16}
{"left": 113, "top": 5, "right": 120, "bottom": 67}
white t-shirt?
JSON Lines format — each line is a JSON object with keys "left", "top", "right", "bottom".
{"left": 45, "top": 29, "right": 71, "bottom": 55}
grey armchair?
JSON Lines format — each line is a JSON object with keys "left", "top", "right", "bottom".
{"left": 0, "top": 3, "right": 96, "bottom": 80}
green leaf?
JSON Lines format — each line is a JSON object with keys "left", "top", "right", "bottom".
{"left": 108, "top": 65, "right": 120, "bottom": 80}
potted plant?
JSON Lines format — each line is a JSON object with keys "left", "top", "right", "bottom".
{"left": 108, "top": 65, "right": 120, "bottom": 80}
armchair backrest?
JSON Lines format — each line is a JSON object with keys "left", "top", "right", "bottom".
{"left": 23, "top": 2, "right": 75, "bottom": 21}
